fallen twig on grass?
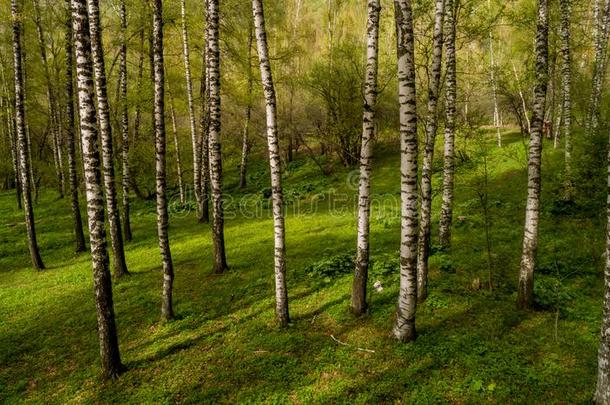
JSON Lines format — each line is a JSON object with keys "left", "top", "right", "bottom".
{"left": 330, "top": 334, "right": 375, "bottom": 353}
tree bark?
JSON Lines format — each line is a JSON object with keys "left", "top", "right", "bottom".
{"left": 392, "top": 0, "right": 418, "bottom": 343}
{"left": 152, "top": 0, "right": 175, "bottom": 322}
{"left": 180, "top": 0, "right": 203, "bottom": 222}
{"left": 64, "top": 0, "right": 87, "bottom": 253}
{"left": 87, "top": 0, "right": 130, "bottom": 278}
{"left": 252, "top": 0, "right": 290, "bottom": 326}
{"left": 595, "top": 113, "right": 610, "bottom": 403}
{"left": 33, "top": 0, "right": 65, "bottom": 198}
{"left": 119, "top": 0, "right": 133, "bottom": 242}
{"left": 198, "top": 45, "right": 210, "bottom": 223}
{"left": 417, "top": 0, "right": 444, "bottom": 303}
{"left": 239, "top": 23, "right": 254, "bottom": 190}
{"left": 207, "top": 0, "right": 229, "bottom": 274}
{"left": 517, "top": 0, "right": 549, "bottom": 310}
{"left": 587, "top": 0, "right": 610, "bottom": 136}
{"left": 351, "top": 0, "right": 381, "bottom": 316}
{"left": 439, "top": 0, "right": 457, "bottom": 248}
{"left": 0, "top": 62, "right": 21, "bottom": 209}
{"left": 559, "top": 0, "right": 573, "bottom": 181}
{"left": 12, "top": 0, "right": 45, "bottom": 270}
{"left": 167, "top": 82, "right": 186, "bottom": 205}
{"left": 71, "top": 0, "right": 123, "bottom": 379}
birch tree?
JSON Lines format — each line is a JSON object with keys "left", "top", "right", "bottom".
{"left": 517, "top": 0, "right": 549, "bottom": 310}
{"left": 252, "top": 0, "right": 290, "bottom": 326}
{"left": 180, "top": 0, "right": 204, "bottom": 222}
{"left": 12, "top": 0, "right": 45, "bottom": 270}
{"left": 351, "top": 0, "right": 381, "bottom": 316}
{"left": 559, "top": 0, "right": 573, "bottom": 178}
{"left": 64, "top": 0, "right": 87, "bottom": 253}
{"left": 439, "top": 0, "right": 457, "bottom": 248}
{"left": 0, "top": 60, "right": 21, "bottom": 210}
{"left": 393, "top": 0, "right": 419, "bottom": 343}
{"left": 417, "top": 0, "right": 444, "bottom": 303}
{"left": 71, "top": 0, "right": 123, "bottom": 378}
{"left": 168, "top": 82, "right": 186, "bottom": 205}
{"left": 33, "top": 0, "right": 65, "bottom": 198}
{"left": 207, "top": 0, "right": 229, "bottom": 274}
{"left": 595, "top": 122, "right": 610, "bottom": 403}
{"left": 198, "top": 46, "right": 210, "bottom": 223}
{"left": 239, "top": 23, "right": 254, "bottom": 190}
{"left": 87, "top": 0, "right": 130, "bottom": 277}
{"left": 152, "top": 0, "right": 175, "bottom": 321}
{"left": 587, "top": 0, "right": 610, "bottom": 136}
{"left": 119, "top": 0, "right": 133, "bottom": 242}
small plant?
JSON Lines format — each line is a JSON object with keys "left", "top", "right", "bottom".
{"left": 305, "top": 253, "right": 354, "bottom": 284}
{"left": 370, "top": 253, "right": 399, "bottom": 278}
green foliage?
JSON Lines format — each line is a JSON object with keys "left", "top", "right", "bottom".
{"left": 305, "top": 253, "right": 354, "bottom": 284}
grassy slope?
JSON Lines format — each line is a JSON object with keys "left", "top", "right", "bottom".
{"left": 0, "top": 130, "right": 604, "bottom": 403}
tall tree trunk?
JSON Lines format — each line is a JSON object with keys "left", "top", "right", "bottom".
{"left": 180, "top": 0, "right": 203, "bottom": 222}
{"left": 595, "top": 114, "right": 610, "bottom": 404}
{"left": 131, "top": 27, "right": 145, "bottom": 203}
{"left": 517, "top": 0, "right": 549, "bottom": 310}
{"left": 33, "top": 0, "right": 65, "bottom": 198}
{"left": 351, "top": 0, "right": 381, "bottom": 316}
{"left": 439, "top": 0, "right": 457, "bottom": 248}
{"left": 0, "top": 62, "right": 22, "bottom": 209}
{"left": 207, "top": 0, "right": 229, "bottom": 274}
{"left": 489, "top": 20, "right": 501, "bottom": 147}
{"left": 152, "top": 0, "right": 175, "bottom": 321}
{"left": 64, "top": 0, "right": 87, "bottom": 253}
{"left": 71, "top": 0, "right": 123, "bottom": 378}
{"left": 167, "top": 82, "right": 186, "bottom": 205}
{"left": 21, "top": 44, "right": 38, "bottom": 204}
{"left": 560, "top": 0, "right": 573, "bottom": 183}
{"left": 392, "top": 0, "right": 418, "bottom": 343}
{"left": 252, "top": 0, "right": 290, "bottom": 326}
{"left": 198, "top": 46, "right": 210, "bottom": 223}
{"left": 12, "top": 0, "right": 45, "bottom": 270}
{"left": 417, "top": 0, "right": 444, "bottom": 303}
{"left": 239, "top": 23, "right": 254, "bottom": 190}
{"left": 587, "top": 0, "right": 610, "bottom": 136}
{"left": 87, "top": 0, "right": 130, "bottom": 278}
{"left": 119, "top": 0, "right": 133, "bottom": 242}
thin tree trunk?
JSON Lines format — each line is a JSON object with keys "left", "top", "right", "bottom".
{"left": 560, "top": 0, "right": 573, "bottom": 183}
{"left": 34, "top": 0, "right": 65, "bottom": 198}
{"left": 87, "top": 0, "right": 130, "bottom": 278}
{"left": 152, "top": 0, "right": 175, "bottom": 321}
{"left": 12, "top": 0, "right": 45, "bottom": 270}
{"left": 239, "top": 22, "right": 254, "bottom": 190}
{"left": 198, "top": 46, "right": 210, "bottom": 223}
{"left": 71, "top": 0, "right": 123, "bottom": 378}
{"left": 392, "top": 0, "right": 418, "bottom": 343}
{"left": 180, "top": 0, "right": 203, "bottom": 222}
{"left": 417, "top": 0, "right": 444, "bottom": 304}
{"left": 207, "top": 0, "right": 229, "bottom": 274}
{"left": 512, "top": 61, "right": 531, "bottom": 134}
{"left": 595, "top": 112, "right": 610, "bottom": 403}
{"left": 0, "top": 62, "right": 21, "bottom": 209}
{"left": 439, "top": 0, "right": 457, "bottom": 248}
{"left": 351, "top": 0, "right": 381, "bottom": 316}
{"left": 252, "top": 0, "right": 290, "bottom": 326}
{"left": 587, "top": 0, "right": 610, "bottom": 136}
{"left": 21, "top": 47, "right": 37, "bottom": 204}
{"left": 119, "top": 0, "right": 133, "bottom": 242}
{"left": 167, "top": 82, "right": 186, "bottom": 205}
{"left": 517, "top": 0, "right": 549, "bottom": 310}
{"left": 64, "top": 0, "right": 87, "bottom": 253}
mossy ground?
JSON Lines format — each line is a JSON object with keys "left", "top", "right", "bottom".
{"left": 0, "top": 130, "right": 604, "bottom": 403}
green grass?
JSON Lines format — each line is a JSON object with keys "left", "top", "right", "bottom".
{"left": 0, "top": 129, "right": 604, "bottom": 403}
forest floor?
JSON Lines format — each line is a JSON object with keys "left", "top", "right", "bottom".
{"left": 0, "top": 129, "right": 605, "bottom": 403}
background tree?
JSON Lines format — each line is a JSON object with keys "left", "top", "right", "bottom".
{"left": 11, "top": 0, "right": 45, "bottom": 270}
